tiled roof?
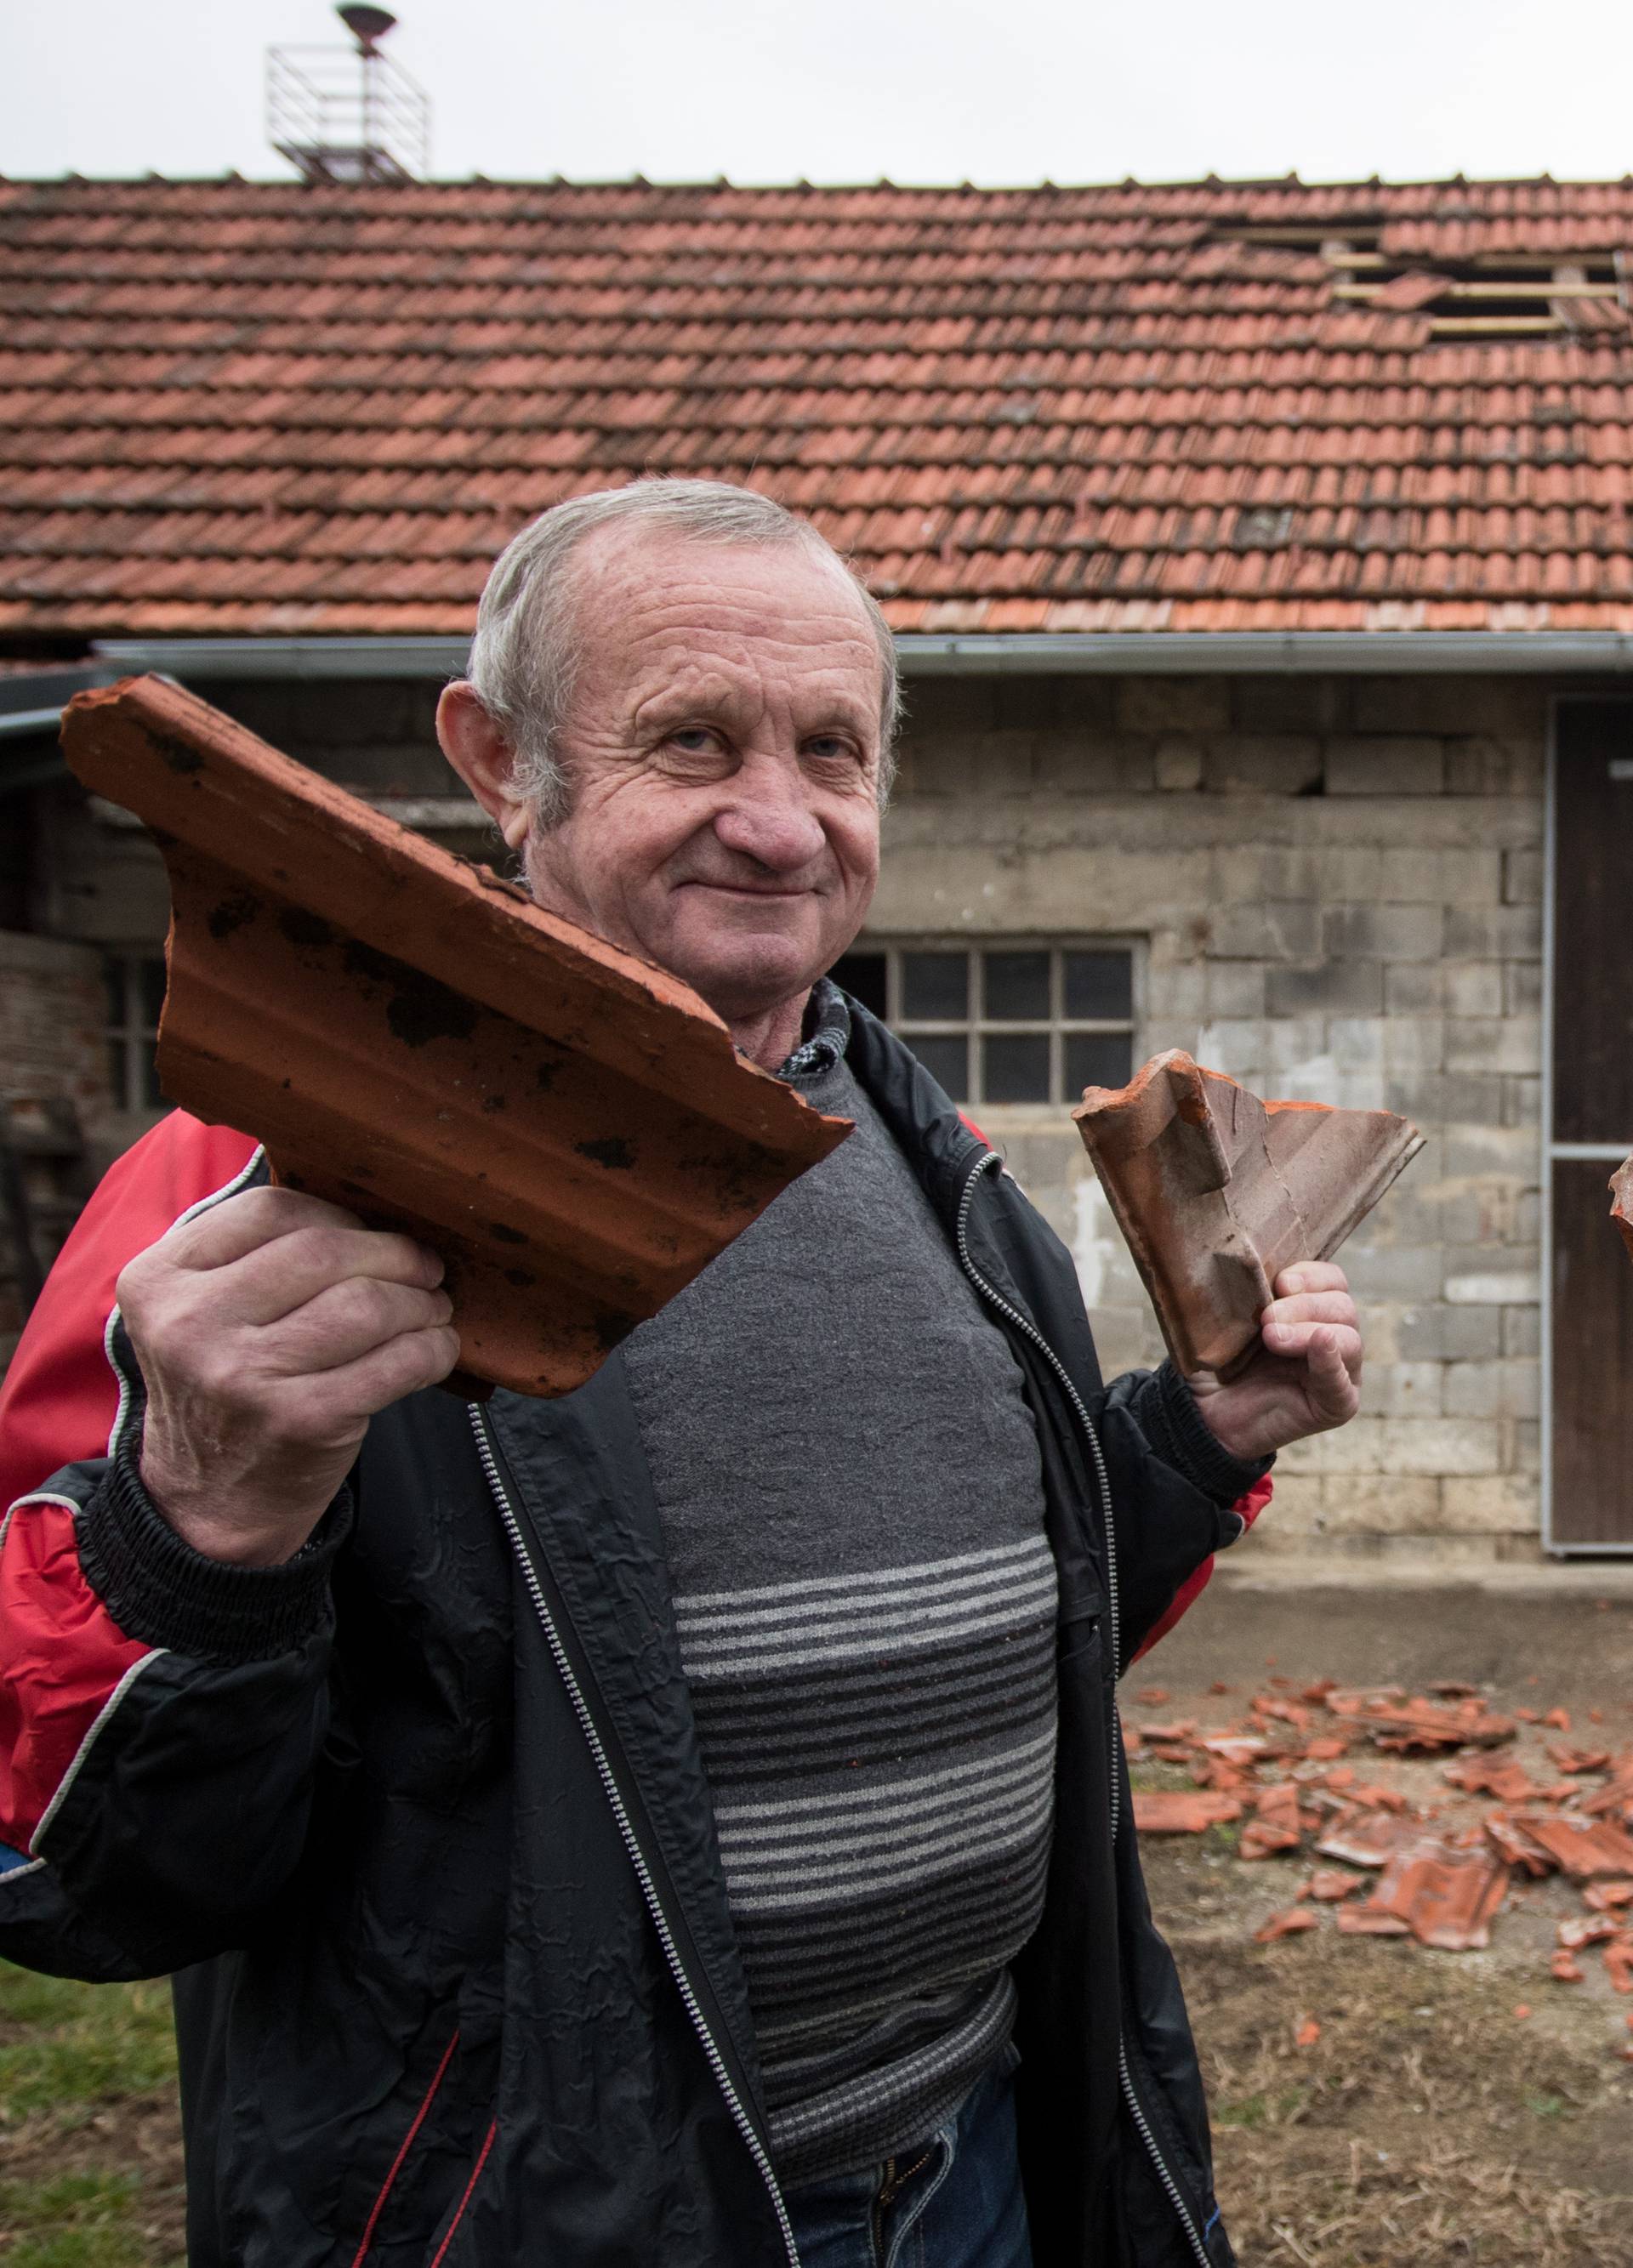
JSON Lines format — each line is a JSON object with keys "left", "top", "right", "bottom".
{"left": 7, "top": 174, "right": 1633, "bottom": 641}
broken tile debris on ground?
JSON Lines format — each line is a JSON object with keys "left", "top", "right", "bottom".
{"left": 1129, "top": 1669, "right": 1633, "bottom": 2058}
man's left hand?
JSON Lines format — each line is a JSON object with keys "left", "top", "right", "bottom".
{"left": 1186, "top": 1261, "right": 1363, "bottom": 1464}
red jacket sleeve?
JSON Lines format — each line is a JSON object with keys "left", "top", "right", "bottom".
{"left": 0, "top": 1114, "right": 260, "bottom": 1863}
{"left": 1130, "top": 1472, "right": 1273, "bottom": 1663}
{"left": 0, "top": 1113, "right": 260, "bottom": 1515}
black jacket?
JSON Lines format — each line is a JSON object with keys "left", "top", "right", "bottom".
{"left": 0, "top": 1005, "right": 1259, "bottom": 2266}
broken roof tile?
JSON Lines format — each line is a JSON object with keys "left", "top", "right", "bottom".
{"left": 1133, "top": 1789, "right": 1244, "bottom": 1834}
{"left": 1357, "top": 1839, "right": 1510, "bottom": 1951}
{"left": 1316, "top": 1806, "right": 1436, "bottom": 1869}
{"left": 1612, "top": 1157, "right": 1633, "bottom": 1259}
{"left": 1502, "top": 1811, "right": 1633, "bottom": 1879}
{"left": 1073, "top": 1052, "right": 1423, "bottom": 1377}
{"left": 59, "top": 676, "right": 849, "bottom": 1398}
{"left": 1255, "top": 1907, "right": 1320, "bottom": 1942}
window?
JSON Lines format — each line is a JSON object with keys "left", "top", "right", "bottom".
{"left": 831, "top": 942, "right": 1137, "bottom": 1105}
{"left": 103, "top": 952, "right": 166, "bottom": 1112}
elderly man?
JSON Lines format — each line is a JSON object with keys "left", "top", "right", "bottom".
{"left": 0, "top": 480, "right": 1361, "bottom": 2268}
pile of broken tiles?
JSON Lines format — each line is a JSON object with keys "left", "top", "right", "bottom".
{"left": 1130, "top": 1676, "right": 1633, "bottom": 2060}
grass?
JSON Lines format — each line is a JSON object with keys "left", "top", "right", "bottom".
{"left": 0, "top": 1965, "right": 183, "bottom": 2267}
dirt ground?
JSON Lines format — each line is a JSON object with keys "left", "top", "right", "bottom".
{"left": 1141, "top": 1571, "right": 1633, "bottom": 2266}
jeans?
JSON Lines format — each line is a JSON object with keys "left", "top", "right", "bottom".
{"left": 783, "top": 2053, "right": 1033, "bottom": 2268}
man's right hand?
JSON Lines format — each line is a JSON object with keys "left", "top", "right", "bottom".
{"left": 116, "top": 1188, "right": 461, "bottom": 1568}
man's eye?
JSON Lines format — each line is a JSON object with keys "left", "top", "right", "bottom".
{"left": 805, "top": 736, "right": 857, "bottom": 763}
{"left": 669, "top": 728, "right": 716, "bottom": 753}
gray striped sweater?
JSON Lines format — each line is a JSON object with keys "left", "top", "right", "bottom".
{"left": 618, "top": 1008, "right": 1056, "bottom": 2185}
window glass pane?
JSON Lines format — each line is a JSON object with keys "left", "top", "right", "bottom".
{"left": 982, "top": 949, "right": 1050, "bottom": 1022}
{"left": 1064, "top": 950, "right": 1133, "bottom": 1021}
{"left": 102, "top": 962, "right": 125, "bottom": 1030}
{"left": 982, "top": 1033, "right": 1050, "bottom": 1102}
{"left": 909, "top": 1034, "right": 970, "bottom": 1100}
{"left": 139, "top": 956, "right": 168, "bottom": 1029}
{"left": 1066, "top": 1031, "right": 1135, "bottom": 1096}
{"left": 902, "top": 951, "right": 969, "bottom": 1021}
{"left": 831, "top": 949, "right": 887, "bottom": 1020}
{"left": 105, "top": 1041, "right": 127, "bottom": 1103}
{"left": 140, "top": 1049, "right": 166, "bottom": 1109}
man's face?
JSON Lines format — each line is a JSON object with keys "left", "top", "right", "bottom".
{"left": 516, "top": 529, "right": 885, "bottom": 1024}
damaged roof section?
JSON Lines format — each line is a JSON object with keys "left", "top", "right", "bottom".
{"left": 59, "top": 676, "right": 850, "bottom": 1396}
{"left": 1073, "top": 1050, "right": 1423, "bottom": 1378}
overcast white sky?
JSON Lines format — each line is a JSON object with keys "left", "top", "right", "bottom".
{"left": 4, "top": 0, "right": 1633, "bottom": 189}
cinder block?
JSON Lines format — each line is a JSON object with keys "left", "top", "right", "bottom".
{"left": 1382, "top": 1069, "right": 1505, "bottom": 1124}
{"left": 1212, "top": 846, "right": 1321, "bottom": 902}
{"left": 1114, "top": 679, "right": 1231, "bottom": 735}
{"left": 1266, "top": 1015, "right": 1335, "bottom": 1072}
{"left": 1502, "top": 848, "right": 1543, "bottom": 904}
{"left": 1148, "top": 963, "right": 1208, "bottom": 1020}
{"left": 1383, "top": 1018, "right": 1446, "bottom": 1071}
{"left": 1504, "top": 961, "right": 1542, "bottom": 1016}
{"left": 1232, "top": 677, "right": 1346, "bottom": 735}
{"left": 1384, "top": 963, "right": 1443, "bottom": 1015}
{"left": 1501, "top": 1077, "right": 1542, "bottom": 1128}
{"left": 1255, "top": 1475, "right": 1324, "bottom": 1535}
{"left": 1397, "top": 1303, "right": 1503, "bottom": 1361}
{"left": 1319, "top": 1475, "right": 1442, "bottom": 1532}
{"left": 1206, "top": 963, "right": 1266, "bottom": 1018}
{"left": 1373, "top": 1361, "right": 1444, "bottom": 1417}
{"left": 1201, "top": 737, "right": 1323, "bottom": 795}
{"left": 1266, "top": 960, "right": 1385, "bottom": 1016}
{"left": 1441, "top": 1124, "right": 1541, "bottom": 1182}
{"left": 1445, "top": 1015, "right": 1541, "bottom": 1076}
{"left": 1442, "top": 962, "right": 1505, "bottom": 1018}
{"left": 1323, "top": 903, "right": 1443, "bottom": 963}
{"left": 1344, "top": 1243, "right": 1449, "bottom": 1302}
{"left": 1349, "top": 678, "right": 1542, "bottom": 738}
{"left": 1205, "top": 903, "right": 1322, "bottom": 961}
{"left": 1278, "top": 1416, "right": 1500, "bottom": 1477}
{"left": 1034, "top": 737, "right": 1161, "bottom": 794}
{"left": 1329, "top": 1017, "right": 1385, "bottom": 1069}
{"left": 1325, "top": 736, "right": 1446, "bottom": 796}
{"left": 1153, "top": 740, "right": 1203, "bottom": 792}
{"left": 1440, "top": 1475, "right": 1540, "bottom": 1533}
{"left": 1443, "top": 906, "right": 1543, "bottom": 959}
{"left": 1502, "top": 1305, "right": 1541, "bottom": 1358}
{"left": 1444, "top": 1267, "right": 1540, "bottom": 1305}
{"left": 1443, "top": 737, "right": 1546, "bottom": 797}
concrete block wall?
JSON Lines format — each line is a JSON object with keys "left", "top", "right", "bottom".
{"left": 0, "top": 929, "right": 111, "bottom": 1361}
{"left": 871, "top": 672, "right": 1550, "bottom": 1566}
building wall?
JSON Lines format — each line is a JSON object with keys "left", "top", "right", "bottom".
{"left": 0, "top": 929, "right": 110, "bottom": 1363}
{"left": 871, "top": 672, "right": 1549, "bottom": 1566}
{"left": 10, "top": 669, "right": 1561, "bottom": 1561}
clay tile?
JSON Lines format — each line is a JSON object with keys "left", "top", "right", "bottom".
{"left": 59, "top": 677, "right": 849, "bottom": 1398}
{"left": 1548, "top": 1743, "right": 1612, "bottom": 1775}
{"left": 1335, "top": 1903, "right": 1411, "bottom": 1935}
{"left": 1316, "top": 1805, "right": 1432, "bottom": 1870}
{"left": 1612, "top": 1156, "right": 1633, "bottom": 1259}
{"left": 1606, "top": 1938, "right": 1633, "bottom": 1993}
{"left": 1132, "top": 1789, "right": 1243, "bottom": 1834}
{"left": 1584, "top": 1879, "right": 1633, "bottom": 1912}
{"left": 1550, "top": 1950, "right": 1585, "bottom": 1983}
{"left": 1504, "top": 1811, "right": 1633, "bottom": 1880}
{"left": 1073, "top": 1052, "right": 1423, "bottom": 1374}
{"left": 1444, "top": 1756, "right": 1541, "bottom": 1804}
{"left": 1240, "top": 1782, "right": 1306, "bottom": 1861}
{"left": 1254, "top": 1907, "right": 1319, "bottom": 1942}
{"left": 1300, "top": 1867, "right": 1366, "bottom": 1902}
{"left": 1484, "top": 1812, "right": 1557, "bottom": 1877}
{"left": 1356, "top": 1838, "right": 1510, "bottom": 1951}
{"left": 1557, "top": 1913, "right": 1621, "bottom": 1949}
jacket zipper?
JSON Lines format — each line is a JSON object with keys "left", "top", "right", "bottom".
{"left": 953, "top": 1149, "right": 1214, "bottom": 2268}
{"left": 469, "top": 1405, "right": 801, "bottom": 2268}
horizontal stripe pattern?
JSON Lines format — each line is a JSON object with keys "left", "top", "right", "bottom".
{"left": 619, "top": 1043, "right": 1059, "bottom": 2183}
{"left": 671, "top": 1531, "right": 1057, "bottom": 2168}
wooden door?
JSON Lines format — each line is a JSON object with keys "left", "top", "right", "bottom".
{"left": 1549, "top": 701, "right": 1633, "bottom": 1548}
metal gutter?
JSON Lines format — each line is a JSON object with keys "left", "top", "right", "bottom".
{"left": 89, "top": 629, "right": 1633, "bottom": 680}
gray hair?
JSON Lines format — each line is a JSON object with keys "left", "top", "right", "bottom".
{"left": 464, "top": 479, "right": 902, "bottom": 826}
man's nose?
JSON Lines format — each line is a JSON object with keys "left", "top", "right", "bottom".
{"left": 713, "top": 756, "right": 827, "bottom": 873}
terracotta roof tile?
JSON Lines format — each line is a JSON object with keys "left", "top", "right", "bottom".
{"left": 9, "top": 175, "right": 1633, "bottom": 637}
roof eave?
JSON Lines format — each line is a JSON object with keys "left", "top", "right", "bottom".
{"left": 87, "top": 629, "right": 1633, "bottom": 680}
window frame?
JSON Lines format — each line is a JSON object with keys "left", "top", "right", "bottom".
{"left": 834, "top": 937, "right": 1142, "bottom": 1108}
{"left": 102, "top": 950, "right": 165, "bottom": 1116}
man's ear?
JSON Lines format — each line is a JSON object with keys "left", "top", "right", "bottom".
{"left": 437, "top": 683, "right": 532, "bottom": 850}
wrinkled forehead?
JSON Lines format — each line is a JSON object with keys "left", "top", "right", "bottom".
{"left": 564, "top": 523, "right": 886, "bottom": 717}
